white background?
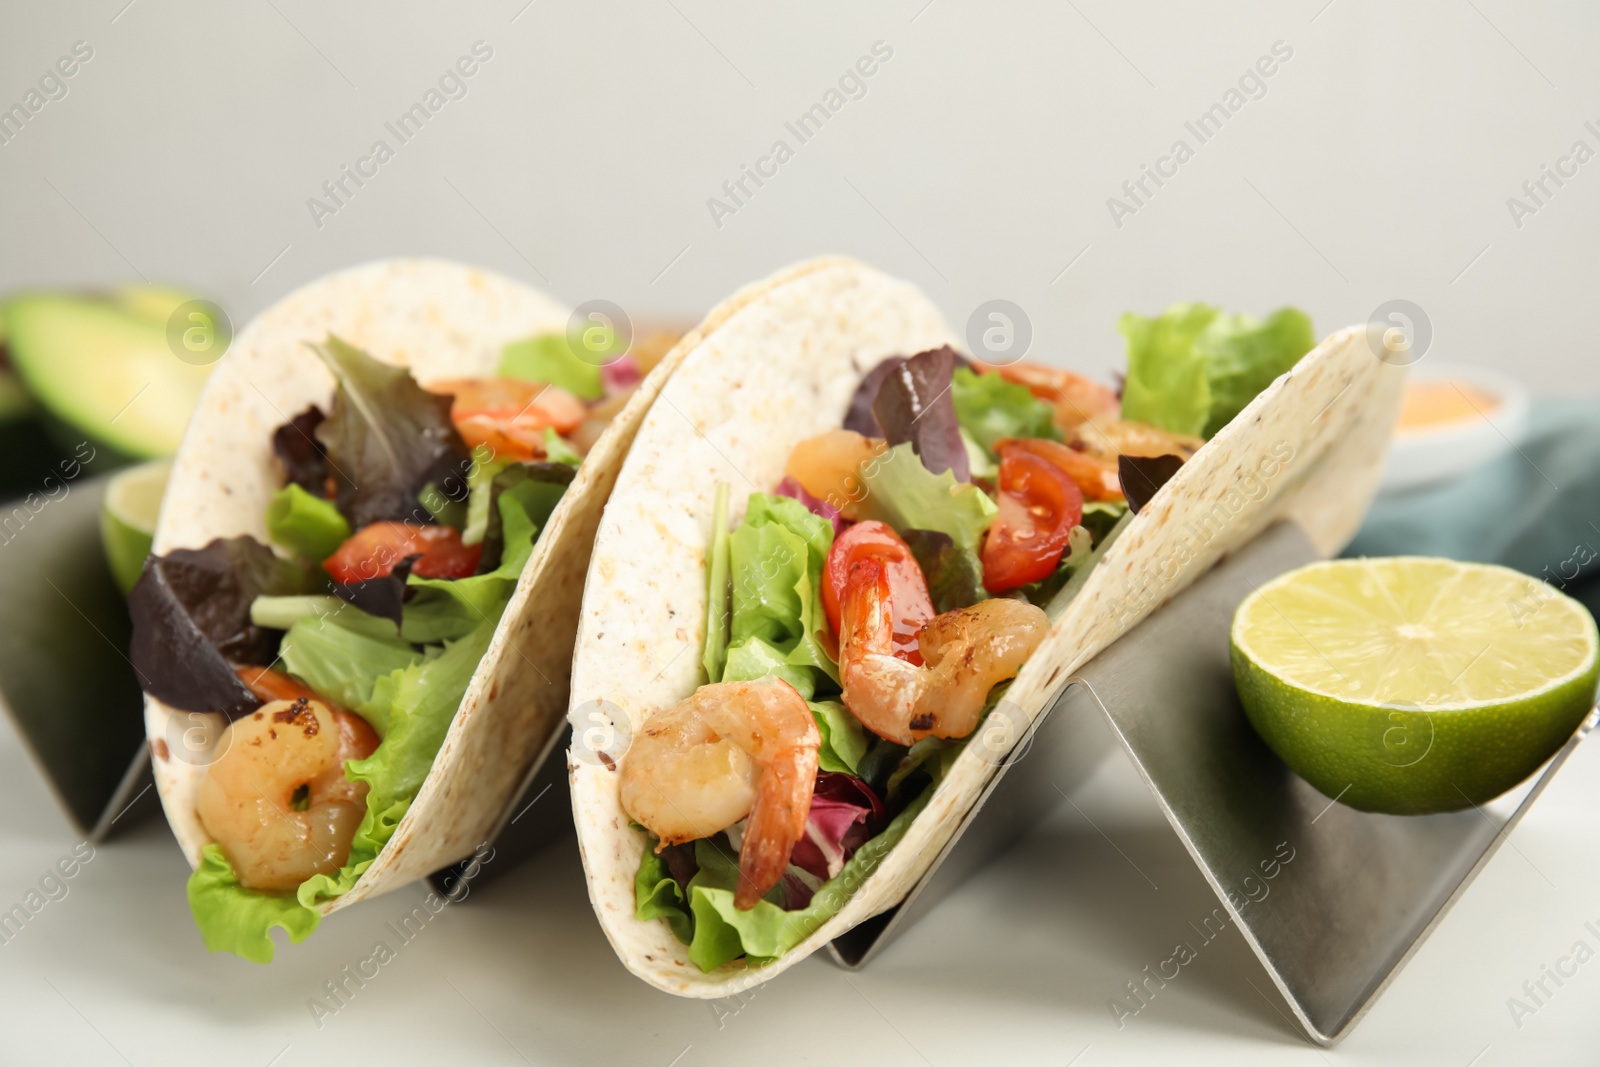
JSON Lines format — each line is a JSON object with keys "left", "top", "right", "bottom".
{"left": 3, "top": 3, "right": 1600, "bottom": 1065}
{"left": 2, "top": 2, "right": 1599, "bottom": 389}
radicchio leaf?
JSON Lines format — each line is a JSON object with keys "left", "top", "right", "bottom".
{"left": 871, "top": 346, "right": 969, "bottom": 483}
{"left": 129, "top": 537, "right": 318, "bottom": 718}
{"left": 1118, "top": 453, "right": 1185, "bottom": 514}
{"left": 308, "top": 335, "right": 471, "bottom": 530}
{"left": 271, "top": 405, "right": 330, "bottom": 496}
{"left": 332, "top": 555, "right": 417, "bottom": 629}
{"left": 789, "top": 772, "right": 887, "bottom": 889}
{"left": 601, "top": 355, "right": 642, "bottom": 396}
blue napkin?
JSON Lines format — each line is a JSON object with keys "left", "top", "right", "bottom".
{"left": 1345, "top": 399, "right": 1600, "bottom": 614}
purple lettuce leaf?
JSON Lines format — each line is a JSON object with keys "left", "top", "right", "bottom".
{"left": 129, "top": 537, "right": 319, "bottom": 718}
{"left": 870, "top": 346, "right": 969, "bottom": 482}
{"left": 271, "top": 405, "right": 330, "bottom": 496}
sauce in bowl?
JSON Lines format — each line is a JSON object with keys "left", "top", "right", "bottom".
{"left": 1396, "top": 380, "right": 1499, "bottom": 435}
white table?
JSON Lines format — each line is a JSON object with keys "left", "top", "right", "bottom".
{"left": 3, "top": 705, "right": 1597, "bottom": 1067}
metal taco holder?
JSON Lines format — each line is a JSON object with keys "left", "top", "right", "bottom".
{"left": 0, "top": 473, "right": 156, "bottom": 841}
{"left": 823, "top": 520, "right": 1594, "bottom": 1047}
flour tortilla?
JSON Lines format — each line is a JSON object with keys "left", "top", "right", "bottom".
{"left": 568, "top": 257, "right": 1406, "bottom": 996}
{"left": 145, "top": 257, "right": 684, "bottom": 914}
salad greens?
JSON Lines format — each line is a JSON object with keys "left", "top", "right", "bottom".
{"left": 190, "top": 485, "right": 549, "bottom": 960}
{"left": 308, "top": 335, "right": 470, "bottom": 529}
{"left": 950, "top": 366, "right": 1059, "bottom": 455}
{"left": 858, "top": 442, "right": 997, "bottom": 554}
{"left": 127, "top": 332, "right": 609, "bottom": 962}
{"left": 265, "top": 483, "right": 351, "bottom": 563}
{"left": 1119, "top": 303, "right": 1314, "bottom": 438}
{"left": 499, "top": 332, "right": 604, "bottom": 401}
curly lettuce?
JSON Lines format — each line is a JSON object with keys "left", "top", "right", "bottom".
{"left": 1119, "top": 304, "right": 1314, "bottom": 438}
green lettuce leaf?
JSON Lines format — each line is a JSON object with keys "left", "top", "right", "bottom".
{"left": 634, "top": 846, "right": 694, "bottom": 945}
{"left": 722, "top": 637, "right": 816, "bottom": 699}
{"left": 499, "top": 333, "right": 603, "bottom": 401}
{"left": 543, "top": 428, "right": 583, "bottom": 467}
{"left": 724, "top": 492, "right": 837, "bottom": 688}
{"left": 402, "top": 480, "right": 563, "bottom": 644}
{"left": 187, "top": 845, "right": 319, "bottom": 964}
{"left": 297, "top": 616, "right": 499, "bottom": 911}
{"left": 703, "top": 482, "right": 733, "bottom": 685}
{"left": 684, "top": 785, "right": 935, "bottom": 971}
{"left": 1119, "top": 304, "right": 1314, "bottom": 438}
{"left": 950, "top": 367, "right": 1059, "bottom": 454}
{"left": 277, "top": 610, "right": 423, "bottom": 728}
{"left": 858, "top": 442, "right": 997, "bottom": 553}
{"left": 810, "top": 699, "right": 867, "bottom": 774}
{"left": 265, "top": 483, "right": 351, "bottom": 562}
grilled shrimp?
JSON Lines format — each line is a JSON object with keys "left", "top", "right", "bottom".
{"left": 1069, "top": 418, "right": 1203, "bottom": 464}
{"left": 619, "top": 678, "right": 821, "bottom": 910}
{"left": 197, "top": 698, "right": 380, "bottom": 891}
{"left": 840, "top": 559, "right": 1048, "bottom": 746}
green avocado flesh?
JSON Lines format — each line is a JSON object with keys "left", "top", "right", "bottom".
{"left": 4, "top": 291, "right": 214, "bottom": 458}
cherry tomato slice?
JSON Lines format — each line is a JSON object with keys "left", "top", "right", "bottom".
{"left": 430, "top": 377, "right": 587, "bottom": 462}
{"left": 323, "top": 522, "right": 482, "bottom": 583}
{"left": 1000, "top": 435, "right": 1124, "bottom": 503}
{"left": 824, "top": 521, "right": 934, "bottom": 664}
{"left": 980, "top": 441, "right": 1085, "bottom": 593}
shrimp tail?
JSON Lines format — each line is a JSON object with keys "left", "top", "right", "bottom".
{"left": 734, "top": 744, "right": 819, "bottom": 910}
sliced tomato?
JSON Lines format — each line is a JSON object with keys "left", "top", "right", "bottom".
{"left": 823, "top": 521, "right": 934, "bottom": 664}
{"left": 323, "top": 522, "right": 481, "bottom": 583}
{"left": 1001, "top": 435, "right": 1124, "bottom": 503}
{"left": 980, "top": 440, "right": 1084, "bottom": 593}
{"left": 430, "top": 377, "right": 587, "bottom": 462}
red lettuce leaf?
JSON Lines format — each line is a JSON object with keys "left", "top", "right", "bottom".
{"left": 842, "top": 359, "right": 904, "bottom": 436}
{"left": 1118, "top": 453, "right": 1185, "bottom": 514}
{"left": 331, "top": 554, "right": 417, "bottom": 629}
{"left": 271, "top": 405, "right": 330, "bottom": 496}
{"left": 789, "top": 771, "right": 887, "bottom": 887}
{"left": 129, "top": 537, "right": 318, "bottom": 718}
{"left": 902, "top": 528, "right": 986, "bottom": 613}
{"left": 870, "top": 346, "right": 969, "bottom": 483}
{"left": 309, "top": 336, "right": 472, "bottom": 530}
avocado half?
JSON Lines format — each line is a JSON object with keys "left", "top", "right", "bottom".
{"left": 3, "top": 287, "right": 216, "bottom": 459}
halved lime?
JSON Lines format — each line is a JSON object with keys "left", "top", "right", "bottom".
{"left": 1231, "top": 557, "right": 1599, "bottom": 815}
{"left": 101, "top": 459, "right": 170, "bottom": 595}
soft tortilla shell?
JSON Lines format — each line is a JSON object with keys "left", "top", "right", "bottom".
{"left": 145, "top": 257, "right": 676, "bottom": 914}
{"left": 569, "top": 256, "right": 1405, "bottom": 996}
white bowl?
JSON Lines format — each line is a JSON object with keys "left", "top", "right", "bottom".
{"left": 1379, "top": 362, "right": 1530, "bottom": 494}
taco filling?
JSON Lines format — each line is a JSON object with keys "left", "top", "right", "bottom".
{"left": 131, "top": 329, "right": 661, "bottom": 961}
{"left": 620, "top": 303, "right": 1313, "bottom": 971}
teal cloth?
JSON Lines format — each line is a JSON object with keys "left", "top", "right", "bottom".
{"left": 1345, "top": 398, "right": 1600, "bottom": 615}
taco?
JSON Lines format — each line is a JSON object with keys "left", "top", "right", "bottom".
{"left": 132, "top": 258, "right": 683, "bottom": 961}
{"left": 567, "top": 257, "right": 1404, "bottom": 994}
